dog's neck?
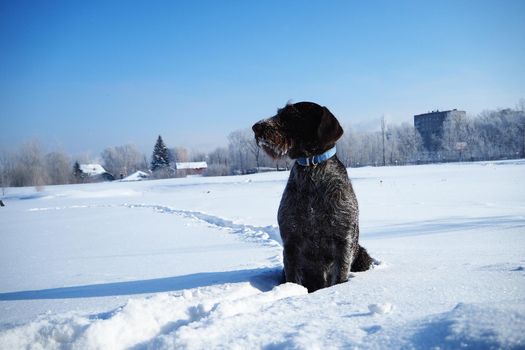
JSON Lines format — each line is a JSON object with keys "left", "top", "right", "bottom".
{"left": 295, "top": 146, "right": 337, "bottom": 167}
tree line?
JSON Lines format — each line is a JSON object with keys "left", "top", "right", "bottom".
{"left": 1, "top": 102, "right": 524, "bottom": 190}
{"left": 438, "top": 107, "right": 525, "bottom": 162}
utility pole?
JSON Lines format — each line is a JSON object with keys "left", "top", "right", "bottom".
{"left": 381, "top": 116, "right": 386, "bottom": 166}
{"left": 522, "top": 124, "right": 525, "bottom": 159}
{"left": 519, "top": 99, "right": 525, "bottom": 159}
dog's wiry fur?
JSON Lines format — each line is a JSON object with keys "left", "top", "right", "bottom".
{"left": 253, "top": 101, "right": 373, "bottom": 292}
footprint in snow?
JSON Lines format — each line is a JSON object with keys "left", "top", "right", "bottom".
{"left": 362, "top": 325, "right": 382, "bottom": 334}
{"left": 368, "top": 303, "right": 394, "bottom": 315}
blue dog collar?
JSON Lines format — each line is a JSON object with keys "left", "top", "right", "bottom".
{"left": 296, "top": 146, "right": 337, "bottom": 167}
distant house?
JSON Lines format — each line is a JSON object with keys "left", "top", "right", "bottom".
{"left": 175, "top": 162, "right": 208, "bottom": 177}
{"left": 79, "top": 164, "right": 115, "bottom": 182}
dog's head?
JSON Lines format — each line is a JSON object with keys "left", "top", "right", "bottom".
{"left": 252, "top": 101, "right": 343, "bottom": 159}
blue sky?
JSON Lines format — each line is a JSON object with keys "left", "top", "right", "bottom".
{"left": 1, "top": 0, "right": 524, "bottom": 155}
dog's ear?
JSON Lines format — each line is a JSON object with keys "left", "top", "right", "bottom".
{"left": 317, "top": 106, "right": 343, "bottom": 148}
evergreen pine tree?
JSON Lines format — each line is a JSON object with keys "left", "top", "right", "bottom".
{"left": 151, "top": 135, "right": 170, "bottom": 172}
{"left": 73, "top": 161, "right": 83, "bottom": 181}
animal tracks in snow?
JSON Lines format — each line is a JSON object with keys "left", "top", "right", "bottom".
{"left": 28, "top": 203, "right": 283, "bottom": 248}
{"left": 122, "top": 203, "right": 283, "bottom": 247}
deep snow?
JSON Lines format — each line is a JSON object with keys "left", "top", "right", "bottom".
{"left": 0, "top": 160, "right": 524, "bottom": 349}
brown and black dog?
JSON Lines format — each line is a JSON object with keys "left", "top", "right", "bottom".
{"left": 253, "top": 102, "right": 373, "bottom": 292}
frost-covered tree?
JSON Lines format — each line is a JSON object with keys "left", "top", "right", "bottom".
{"left": 228, "top": 130, "right": 251, "bottom": 174}
{"left": 45, "top": 151, "right": 71, "bottom": 185}
{"left": 102, "top": 144, "right": 146, "bottom": 179}
{"left": 206, "top": 147, "right": 231, "bottom": 176}
{"left": 244, "top": 131, "right": 261, "bottom": 170}
{"left": 469, "top": 108, "right": 524, "bottom": 160}
{"left": 337, "top": 122, "right": 422, "bottom": 167}
{"left": 224, "top": 128, "right": 286, "bottom": 174}
{"left": 0, "top": 150, "right": 13, "bottom": 195}
{"left": 10, "top": 140, "right": 48, "bottom": 187}
{"left": 390, "top": 123, "right": 423, "bottom": 165}
{"left": 168, "top": 147, "right": 189, "bottom": 164}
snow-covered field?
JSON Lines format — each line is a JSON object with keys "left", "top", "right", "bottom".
{"left": 1, "top": 161, "right": 524, "bottom": 349}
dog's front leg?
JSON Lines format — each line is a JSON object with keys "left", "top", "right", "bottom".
{"left": 282, "top": 243, "right": 302, "bottom": 285}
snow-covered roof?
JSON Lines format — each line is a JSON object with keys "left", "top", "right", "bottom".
{"left": 175, "top": 162, "right": 208, "bottom": 170}
{"left": 80, "top": 164, "right": 107, "bottom": 176}
{"left": 122, "top": 171, "right": 150, "bottom": 181}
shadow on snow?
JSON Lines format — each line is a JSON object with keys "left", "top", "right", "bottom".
{"left": 0, "top": 267, "right": 283, "bottom": 301}
{"left": 364, "top": 215, "right": 525, "bottom": 239}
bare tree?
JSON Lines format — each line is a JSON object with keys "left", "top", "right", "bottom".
{"left": 0, "top": 149, "right": 14, "bottom": 196}
{"left": 45, "top": 151, "right": 71, "bottom": 185}
{"left": 208, "top": 147, "right": 229, "bottom": 167}
{"left": 376, "top": 123, "right": 418, "bottom": 165}
{"left": 10, "top": 140, "right": 48, "bottom": 187}
{"left": 226, "top": 128, "right": 275, "bottom": 173}
{"left": 102, "top": 144, "right": 146, "bottom": 179}
{"left": 240, "top": 129, "right": 261, "bottom": 170}
{"left": 189, "top": 150, "right": 207, "bottom": 162}
{"left": 206, "top": 147, "right": 231, "bottom": 176}
{"left": 169, "top": 147, "right": 189, "bottom": 164}
{"left": 228, "top": 130, "right": 253, "bottom": 174}
{"left": 472, "top": 109, "right": 524, "bottom": 160}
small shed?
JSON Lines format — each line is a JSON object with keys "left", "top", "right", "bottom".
{"left": 122, "top": 171, "right": 150, "bottom": 181}
{"left": 175, "top": 162, "right": 208, "bottom": 177}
